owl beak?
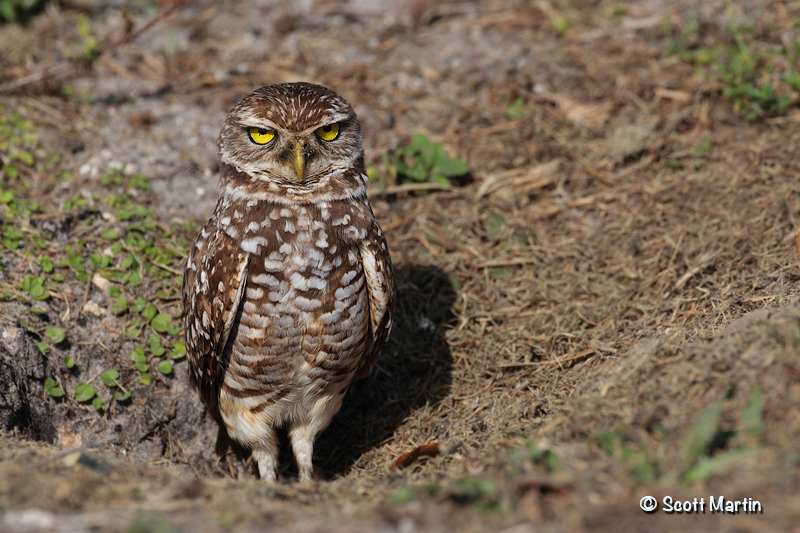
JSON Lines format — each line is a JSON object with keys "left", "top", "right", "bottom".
{"left": 290, "top": 139, "right": 306, "bottom": 182}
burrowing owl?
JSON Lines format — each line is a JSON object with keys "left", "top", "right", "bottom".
{"left": 182, "top": 83, "right": 395, "bottom": 482}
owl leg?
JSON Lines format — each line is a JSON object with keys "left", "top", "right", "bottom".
{"left": 288, "top": 425, "right": 315, "bottom": 483}
{"left": 289, "top": 394, "right": 345, "bottom": 483}
{"left": 251, "top": 428, "right": 279, "bottom": 482}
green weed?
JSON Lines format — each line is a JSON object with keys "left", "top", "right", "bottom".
{"left": 43, "top": 378, "right": 63, "bottom": 398}
{"left": 76, "top": 13, "right": 101, "bottom": 62}
{"left": 504, "top": 97, "right": 531, "bottom": 119}
{"left": 678, "top": 385, "right": 766, "bottom": 483}
{"left": 0, "top": 0, "right": 44, "bottom": 22}
{"left": 370, "top": 133, "right": 467, "bottom": 192}
{"left": 74, "top": 382, "right": 95, "bottom": 403}
{"left": 593, "top": 426, "right": 661, "bottom": 484}
{"left": 447, "top": 477, "right": 502, "bottom": 515}
{"left": 592, "top": 384, "right": 768, "bottom": 485}
{"left": 667, "top": 7, "right": 797, "bottom": 119}
{"left": 662, "top": 15, "right": 702, "bottom": 58}
{"left": 507, "top": 441, "right": 560, "bottom": 475}
{"left": 2, "top": 111, "right": 189, "bottom": 413}
{"left": 385, "top": 477, "right": 501, "bottom": 515}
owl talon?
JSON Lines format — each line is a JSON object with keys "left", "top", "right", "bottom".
{"left": 225, "top": 454, "right": 237, "bottom": 479}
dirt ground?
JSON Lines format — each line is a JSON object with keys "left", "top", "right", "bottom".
{"left": 2, "top": 0, "right": 800, "bottom": 531}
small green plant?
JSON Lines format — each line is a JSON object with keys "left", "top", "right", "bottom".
{"left": 76, "top": 12, "right": 101, "bottom": 62}
{"left": 101, "top": 369, "right": 120, "bottom": 387}
{"left": 447, "top": 477, "right": 502, "bottom": 514}
{"left": 128, "top": 514, "right": 181, "bottom": 533}
{"left": 484, "top": 211, "right": 505, "bottom": 239}
{"left": 101, "top": 369, "right": 132, "bottom": 402}
{"left": 549, "top": 13, "right": 569, "bottom": 34}
{"left": 374, "top": 134, "right": 467, "bottom": 192}
{"left": 132, "top": 344, "right": 149, "bottom": 365}
{"left": 43, "top": 378, "right": 63, "bottom": 398}
{"left": 504, "top": 97, "right": 530, "bottom": 119}
{"left": 157, "top": 360, "right": 173, "bottom": 375}
{"left": 594, "top": 426, "right": 661, "bottom": 484}
{"left": 18, "top": 319, "right": 62, "bottom": 355}
{"left": 1, "top": 107, "right": 189, "bottom": 418}
{"left": 101, "top": 167, "right": 152, "bottom": 191}
{"left": 44, "top": 326, "right": 65, "bottom": 344}
{"left": 20, "top": 275, "right": 50, "bottom": 301}
{"left": 170, "top": 341, "right": 186, "bottom": 359}
{"left": 609, "top": 3, "right": 627, "bottom": 26}
{"left": 151, "top": 313, "right": 179, "bottom": 334}
{"left": 728, "top": 83, "right": 792, "bottom": 118}
{"left": 662, "top": 15, "right": 702, "bottom": 58}
{"left": 593, "top": 385, "right": 767, "bottom": 486}
{"left": 74, "top": 382, "right": 96, "bottom": 403}
{"left": 385, "top": 477, "right": 501, "bottom": 515}
{"left": 679, "top": 385, "right": 765, "bottom": 483}
{"left": 507, "top": 441, "right": 560, "bottom": 474}
{"left": 0, "top": 0, "right": 45, "bottom": 22}
{"left": 668, "top": 8, "right": 797, "bottom": 120}
{"left": 149, "top": 333, "right": 165, "bottom": 356}
{"left": 693, "top": 137, "right": 713, "bottom": 157}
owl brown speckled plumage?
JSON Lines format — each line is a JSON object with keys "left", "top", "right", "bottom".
{"left": 182, "top": 83, "right": 394, "bottom": 482}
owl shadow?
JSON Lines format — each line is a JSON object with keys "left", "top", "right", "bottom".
{"left": 305, "top": 263, "right": 456, "bottom": 480}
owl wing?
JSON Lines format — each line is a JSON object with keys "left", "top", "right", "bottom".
{"left": 182, "top": 221, "right": 249, "bottom": 419}
{"left": 355, "top": 221, "right": 395, "bottom": 380}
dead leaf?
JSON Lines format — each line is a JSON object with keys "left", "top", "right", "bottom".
{"left": 477, "top": 159, "right": 562, "bottom": 200}
{"left": 598, "top": 122, "right": 658, "bottom": 166}
{"left": 389, "top": 442, "right": 441, "bottom": 469}
{"left": 535, "top": 93, "right": 612, "bottom": 130}
{"left": 654, "top": 87, "right": 692, "bottom": 102}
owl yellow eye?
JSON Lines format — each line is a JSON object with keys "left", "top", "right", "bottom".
{"left": 249, "top": 127, "right": 275, "bottom": 145}
{"left": 315, "top": 123, "right": 339, "bottom": 142}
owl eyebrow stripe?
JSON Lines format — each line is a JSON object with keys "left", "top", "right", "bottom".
{"left": 241, "top": 121, "right": 279, "bottom": 131}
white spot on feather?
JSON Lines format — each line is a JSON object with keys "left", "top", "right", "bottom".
{"left": 252, "top": 273, "right": 280, "bottom": 286}
{"left": 342, "top": 270, "right": 358, "bottom": 285}
{"left": 245, "top": 287, "right": 264, "bottom": 299}
{"left": 241, "top": 236, "right": 269, "bottom": 254}
{"left": 332, "top": 214, "right": 351, "bottom": 226}
{"left": 295, "top": 296, "right": 321, "bottom": 311}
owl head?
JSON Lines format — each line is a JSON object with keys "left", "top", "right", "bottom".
{"left": 217, "top": 83, "right": 365, "bottom": 198}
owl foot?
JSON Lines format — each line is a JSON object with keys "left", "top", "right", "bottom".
{"left": 289, "top": 427, "right": 315, "bottom": 483}
{"left": 252, "top": 432, "right": 279, "bottom": 482}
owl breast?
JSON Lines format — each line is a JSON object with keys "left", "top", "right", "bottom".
{"left": 214, "top": 199, "right": 371, "bottom": 445}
